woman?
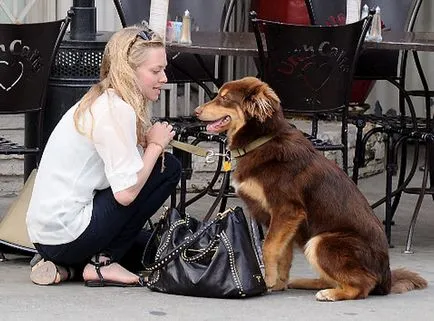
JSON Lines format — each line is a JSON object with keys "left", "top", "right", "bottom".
{"left": 26, "top": 24, "right": 181, "bottom": 287}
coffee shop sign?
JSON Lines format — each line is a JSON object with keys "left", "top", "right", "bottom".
{"left": 0, "top": 39, "right": 42, "bottom": 91}
{"left": 277, "top": 41, "right": 350, "bottom": 75}
{"left": 0, "top": 39, "right": 43, "bottom": 72}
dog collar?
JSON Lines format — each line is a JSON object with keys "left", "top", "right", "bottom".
{"left": 230, "top": 135, "right": 274, "bottom": 158}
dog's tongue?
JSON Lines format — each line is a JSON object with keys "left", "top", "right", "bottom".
{"left": 206, "top": 116, "right": 229, "bottom": 132}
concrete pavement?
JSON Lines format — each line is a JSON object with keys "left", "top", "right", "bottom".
{"left": 0, "top": 153, "right": 433, "bottom": 321}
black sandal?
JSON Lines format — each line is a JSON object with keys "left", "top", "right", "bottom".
{"left": 84, "top": 253, "right": 145, "bottom": 287}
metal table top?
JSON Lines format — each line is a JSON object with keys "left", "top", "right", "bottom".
{"left": 167, "top": 31, "right": 434, "bottom": 56}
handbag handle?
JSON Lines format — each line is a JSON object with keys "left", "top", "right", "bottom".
{"left": 142, "top": 208, "right": 233, "bottom": 272}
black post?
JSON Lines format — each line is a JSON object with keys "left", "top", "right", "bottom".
{"left": 70, "top": 0, "right": 97, "bottom": 40}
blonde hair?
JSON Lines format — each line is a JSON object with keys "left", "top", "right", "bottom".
{"left": 73, "top": 24, "right": 165, "bottom": 143}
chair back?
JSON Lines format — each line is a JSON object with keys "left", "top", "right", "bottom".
{"left": 305, "top": 0, "right": 423, "bottom": 78}
{"left": 0, "top": 18, "right": 70, "bottom": 114}
{"left": 251, "top": 13, "right": 373, "bottom": 113}
{"left": 113, "top": 0, "right": 235, "bottom": 85}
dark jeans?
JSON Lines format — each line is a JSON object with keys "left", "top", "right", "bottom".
{"left": 35, "top": 153, "right": 181, "bottom": 272}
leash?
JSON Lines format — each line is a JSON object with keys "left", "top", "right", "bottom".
{"left": 169, "top": 140, "right": 210, "bottom": 158}
{"left": 169, "top": 140, "right": 229, "bottom": 164}
{"left": 169, "top": 134, "right": 274, "bottom": 168}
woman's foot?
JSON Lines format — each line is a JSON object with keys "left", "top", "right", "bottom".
{"left": 83, "top": 255, "right": 142, "bottom": 287}
{"left": 30, "top": 260, "right": 74, "bottom": 285}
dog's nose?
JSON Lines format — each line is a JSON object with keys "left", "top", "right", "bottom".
{"left": 194, "top": 106, "right": 201, "bottom": 117}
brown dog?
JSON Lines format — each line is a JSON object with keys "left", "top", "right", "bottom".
{"left": 195, "top": 76, "right": 427, "bottom": 301}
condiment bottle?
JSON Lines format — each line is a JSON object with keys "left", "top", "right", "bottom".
{"left": 180, "top": 9, "right": 192, "bottom": 45}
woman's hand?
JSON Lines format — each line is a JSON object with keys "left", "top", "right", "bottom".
{"left": 115, "top": 121, "right": 175, "bottom": 206}
{"left": 145, "top": 121, "right": 176, "bottom": 151}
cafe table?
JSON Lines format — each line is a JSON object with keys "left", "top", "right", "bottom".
{"left": 167, "top": 31, "right": 434, "bottom": 56}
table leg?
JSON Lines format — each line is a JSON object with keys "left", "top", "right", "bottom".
{"left": 404, "top": 139, "right": 432, "bottom": 254}
{"left": 429, "top": 133, "right": 434, "bottom": 200}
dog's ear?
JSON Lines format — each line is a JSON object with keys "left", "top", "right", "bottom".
{"left": 243, "top": 80, "right": 281, "bottom": 122}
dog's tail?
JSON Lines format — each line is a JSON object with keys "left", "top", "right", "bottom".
{"left": 390, "top": 268, "right": 428, "bottom": 294}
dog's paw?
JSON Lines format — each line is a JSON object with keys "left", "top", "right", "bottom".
{"left": 315, "top": 289, "right": 337, "bottom": 302}
{"left": 274, "top": 279, "right": 289, "bottom": 291}
{"left": 264, "top": 274, "right": 275, "bottom": 288}
{"left": 266, "top": 278, "right": 288, "bottom": 292}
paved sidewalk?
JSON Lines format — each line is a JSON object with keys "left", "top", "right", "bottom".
{"left": 1, "top": 162, "right": 433, "bottom": 321}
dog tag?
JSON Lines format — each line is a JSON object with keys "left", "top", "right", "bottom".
{"left": 222, "top": 160, "right": 232, "bottom": 172}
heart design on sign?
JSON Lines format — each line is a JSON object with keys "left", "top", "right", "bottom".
{"left": 297, "top": 56, "right": 340, "bottom": 107}
{"left": 300, "top": 58, "right": 334, "bottom": 92}
{"left": 0, "top": 61, "right": 24, "bottom": 91}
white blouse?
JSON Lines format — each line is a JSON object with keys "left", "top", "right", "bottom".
{"left": 26, "top": 90, "right": 144, "bottom": 245}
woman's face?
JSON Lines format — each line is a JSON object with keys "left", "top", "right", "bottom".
{"left": 135, "top": 47, "right": 168, "bottom": 101}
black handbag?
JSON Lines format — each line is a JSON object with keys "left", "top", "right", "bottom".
{"left": 142, "top": 206, "right": 267, "bottom": 298}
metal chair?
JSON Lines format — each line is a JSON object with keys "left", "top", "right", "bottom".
{"left": 250, "top": 11, "right": 373, "bottom": 174}
{"left": 305, "top": 0, "right": 427, "bottom": 248}
{"left": 0, "top": 13, "right": 72, "bottom": 260}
